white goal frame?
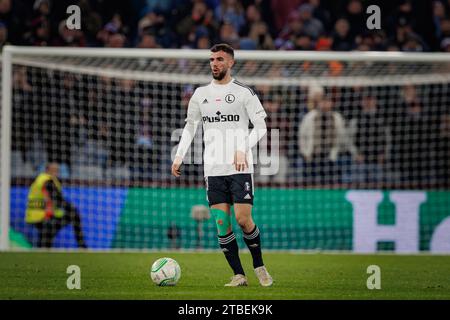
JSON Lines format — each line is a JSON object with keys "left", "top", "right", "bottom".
{"left": 1, "top": 45, "right": 450, "bottom": 251}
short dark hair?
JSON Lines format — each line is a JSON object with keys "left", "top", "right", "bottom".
{"left": 210, "top": 43, "right": 234, "bottom": 58}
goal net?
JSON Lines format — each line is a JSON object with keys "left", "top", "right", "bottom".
{"left": 1, "top": 47, "right": 450, "bottom": 253}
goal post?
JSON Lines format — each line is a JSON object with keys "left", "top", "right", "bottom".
{"left": 1, "top": 46, "right": 13, "bottom": 251}
{"left": 1, "top": 45, "right": 450, "bottom": 252}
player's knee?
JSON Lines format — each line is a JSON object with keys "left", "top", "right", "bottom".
{"left": 211, "top": 208, "right": 231, "bottom": 236}
{"left": 236, "top": 215, "right": 251, "bottom": 229}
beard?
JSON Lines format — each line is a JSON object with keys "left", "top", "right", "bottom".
{"left": 212, "top": 68, "right": 227, "bottom": 81}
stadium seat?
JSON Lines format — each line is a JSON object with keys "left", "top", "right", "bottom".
{"left": 11, "top": 150, "right": 24, "bottom": 167}
{"left": 26, "top": 139, "right": 47, "bottom": 170}
{"left": 11, "top": 151, "right": 36, "bottom": 178}
{"left": 71, "top": 165, "right": 104, "bottom": 180}
{"left": 105, "top": 166, "right": 131, "bottom": 180}
{"left": 72, "top": 139, "right": 109, "bottom": 167}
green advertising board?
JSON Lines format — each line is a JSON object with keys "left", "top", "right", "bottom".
{"left": 111, "top": 188, "right": 450, "bottom": 253}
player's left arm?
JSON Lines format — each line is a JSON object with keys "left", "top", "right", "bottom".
{"left": 235, "top": 92, "right": 268, "bottom": 171}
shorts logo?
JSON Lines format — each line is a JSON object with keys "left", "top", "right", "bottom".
{"left": 244, "top": 194, "right": 252, "bottom": 200}
{"left": 225, "top": 94, "right": 235, "bottom": 103}
{"left": 244, "top": 182, "right": 251, "bottom": 192}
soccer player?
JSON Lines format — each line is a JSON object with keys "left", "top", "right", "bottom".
{"left": 172, "top": 43, "right": 273, "bottom": 287}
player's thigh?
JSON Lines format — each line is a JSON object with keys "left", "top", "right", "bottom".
{"left": 211, "top": 203, "right": 231, "bottom": 214}
{"left": 205, "top": 176, "right": 233, "bottom": 207}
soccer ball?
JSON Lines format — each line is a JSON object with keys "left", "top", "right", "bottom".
{"left": 150, "top": 257, "right": 181, "bottom": 286}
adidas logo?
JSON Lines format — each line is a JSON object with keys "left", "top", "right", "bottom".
{"left": 249, "top": 244, "right": 259, "bottom": 248}
{"left": 244, "top": 194, "right": 251, "bottom": 200}
{"left": 222, "top": 248, "right": 229, "bottom": 252}
{"left": 202, "top": 98, "right": 208, "bottom": 104}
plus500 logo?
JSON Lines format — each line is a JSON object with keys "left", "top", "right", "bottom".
{"left": 202, "top": 114, "right": 240, "bottom": 123}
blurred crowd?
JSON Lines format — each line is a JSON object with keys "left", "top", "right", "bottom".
{"left": 11, "top": 65, "right": 450, "bottom": 189}
{"left": 5, "top": 0, "right": 450, "bottom": 189}
{"left": 0, "top": 0, "right": 449, "bottom": 52}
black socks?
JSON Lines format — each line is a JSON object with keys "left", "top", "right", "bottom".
{"left": 243, "top": 225, "right": 264, "bottom": 268}
{"left": 219, "top": 226, "right": 264, "bottom": 274}
{"left": 218, "top": 232, "right": 245, "bottom": 275}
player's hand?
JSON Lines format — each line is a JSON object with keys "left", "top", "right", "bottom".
{"left": 233, "top": 151, "right": 248, "bottom": 172}
{"left": 171, "top": 156, "right": 183, "bottom": 177}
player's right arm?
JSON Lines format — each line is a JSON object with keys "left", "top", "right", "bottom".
{"left": 172, "top": 90, "right": 201, "bottom": 177}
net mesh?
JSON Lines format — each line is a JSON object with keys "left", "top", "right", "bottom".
{"left": 5, "top": 50, "right": 450, "bottom": 252}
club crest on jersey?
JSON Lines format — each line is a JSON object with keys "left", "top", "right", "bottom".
{"left": 244, "top": 182, "right": 251, "bottom": 191}
{"left": 225, "top": 94, "right": 235, "bottom": 103}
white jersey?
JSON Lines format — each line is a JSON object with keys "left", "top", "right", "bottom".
{"left": 176, "top": 78, "right": 267, "bottom": 177}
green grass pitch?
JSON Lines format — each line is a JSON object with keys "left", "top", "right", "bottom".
{"left": 0, "top": 252, "right": 449, "bottom": 300}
